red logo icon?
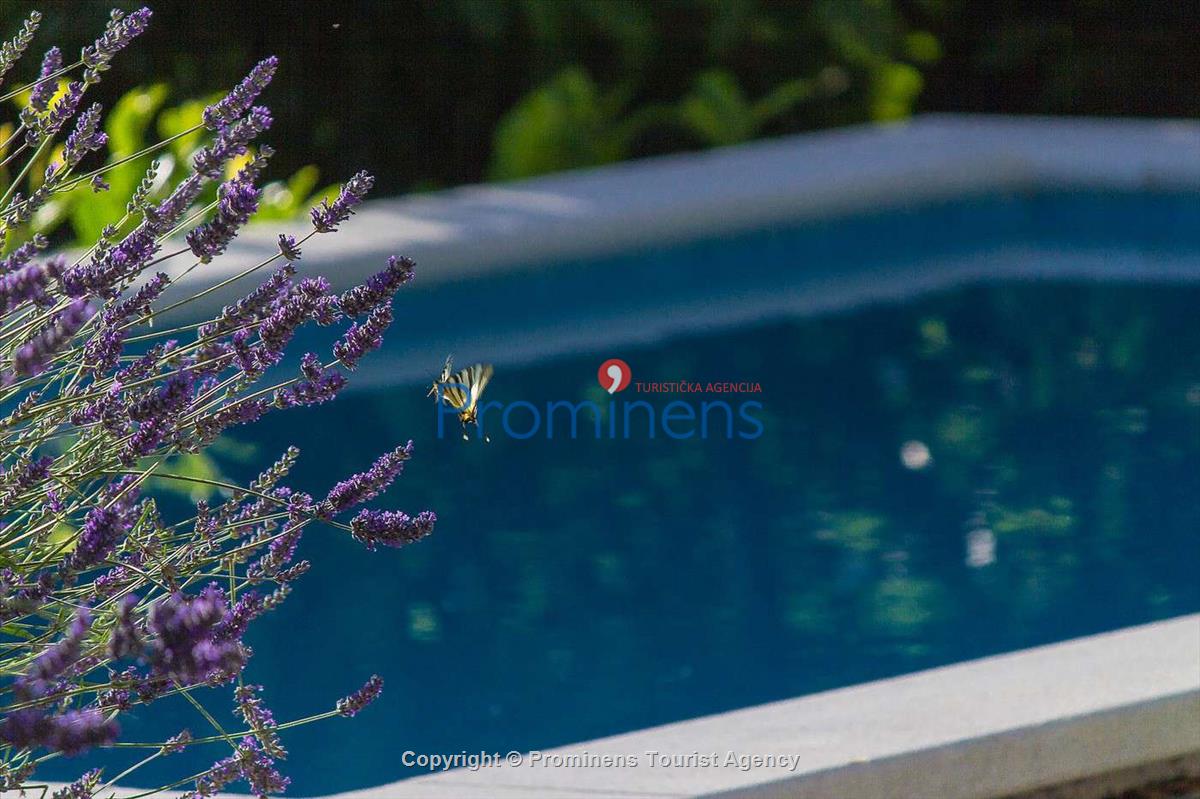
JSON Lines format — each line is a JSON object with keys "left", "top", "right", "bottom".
{"left": 598, "top": 358, "right": 631, "bottom": 394}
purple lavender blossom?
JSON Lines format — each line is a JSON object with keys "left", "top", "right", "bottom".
{"left": 128, "top": 371, "right": 195, "bottom": 422}
{"left": 214, "top": 592, "right": 267, "bottom": 643}
{"left": 144, "top": 174, "right": 203, "bottom": 235}
{"left": 349, "top": 509, "right": 436, "bottom": 551}
{"left": 0, "top": 455, "right": 53, "bottom": 508}
{"left": 311, "top": 170, "right": 374, "bottom": 232}
{"left": 146, "top": 587, "right": 244, "bottom": 686}
{"left": 161, "top": 729, "right": 192, "bottom": 755}
{"left": 13, "top": 298, "right": 95, "bottom": 377}
{"left": 61, "top": 103, "right": 108, "bottom": 168}
{"left": 0, "top": 234, "right": 47, "bottom": 274}
{"left": 337, "top": 674, "right": 383, "bottom": 717}
{"left": 273, "top": 353, "right": 346, "bottom": 407}
{"left": 27, "top": 80, "right": 82, "bottom": 147}
{"left": 185, "top": 736, "right": 289, "bottom": 798}
{"left": 204, "top": 56, "right": 279, "bottom": 131}
{"left": 66, "top": 503, "right": 131, "bottom": 573}
{"left": 81, "top": 7, "right": 152, "bottom": 83}
{"left": 333, "top": 301, "right": 393, "bottom": 369}
{"left": 186, "top": 179, "right": 261, "bottom": 262}
{"left": 29, "top": 46, "right": 61, "bottom": 113}
{"left": 24, "top": 608, "right": 92, "bottom": 692}
{"left": 337, "top": 256, "right": 414, "bottom": 316}
{"left": 45, "top": 489, "right": 63, "bottom": 514}
{"left": 64, "top": 227, "right": 158, "bottom": 298}
{"left": 194, "top": 398, "right": 271, "bottom": 444}
{"left": 244, "top": 494, "right": 311, "bottom": 580}
{"left": 0, "top": 259, "right": 58, "bottom": 313}
{"left": 257, "top": 277, "right": 333, "bottom": 361}
{"left": 322, "top": 441, "right": 414, "bottom": 516}
{"left": 80, "top": 326, "right": 121, "bottom": 378}
{"left": 120, "top": 416, "right": 170, "bottom": 466}
{"left": 0, "top": 707, "right": 118, "bottom": 756}
{"left": 0, "top": 12, "right": 41, "bottom": 88}
{"left": 107, "top": 594, "right": 142, "bottom": 660}
{"left": 235, "top": 684, "right": 285, "bottom": 757}
{"left": 49, "top": 768, "right": 101, "bottom": 799}
{"left": 82, "top": 273, "right": 169, "bottom": 375}
{"left": 105, "top": 272, "right": 169, "bottom": 326}
{"left": 116, "top": 340, "right": 176, "bottom": 382}
{"left": 201, "top": 261, "right": 295, "bottom": 339}
{"left": 193, "top": 105, "right": 272, "bottom": 178}
{"left": 277, "top": 233, "right": 301, "bottom": 261}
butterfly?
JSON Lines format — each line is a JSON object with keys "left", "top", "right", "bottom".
{"left": 431, "top": 357, "right": 494, "bottom": 440}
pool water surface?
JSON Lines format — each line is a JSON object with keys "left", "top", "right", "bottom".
{"left": 46, "top": 194, "right": 1200, "bottom": 795}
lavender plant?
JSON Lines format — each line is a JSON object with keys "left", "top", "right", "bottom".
{"left": 0, "top": 8, "right": 435, "bottom": 797}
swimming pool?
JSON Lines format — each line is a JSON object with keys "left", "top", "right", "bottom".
{"left": 46, "top": 186, "right": 1200, "bottom": 796}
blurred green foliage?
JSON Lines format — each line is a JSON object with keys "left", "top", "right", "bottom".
{"left": 16, "top": 0, "right": 1190, "bottom": 197}
{"left": 0, "top": 78, "right": 331, "bottom": 248}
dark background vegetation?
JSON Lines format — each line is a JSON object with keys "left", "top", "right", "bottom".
{"left": 5, "top": 0, "right": 1195, "bottom": 195}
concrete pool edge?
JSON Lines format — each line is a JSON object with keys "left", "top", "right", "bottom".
{"left": 77, "top": 614, "right": 1199, "bottom": 798}
{"left": 162, "top": 114, "right": 1200, "bottom": 316}
{"left": 334, "top": 614, "right": 1200, "bottom": 799}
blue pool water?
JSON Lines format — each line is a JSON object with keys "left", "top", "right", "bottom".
{"left": 46, "top": 191, "right": 1200, "bottom": 794}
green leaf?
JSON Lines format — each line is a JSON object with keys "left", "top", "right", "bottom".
{"left": 157, "top": 92, "right": 219, "bottom": 163}
{"left": 677, "top": 69, "right": 754, "bottom": 147}
{"left": 108, "top": 84, "right": 171, "bottom": 157}
{"left": 150, "top": 452, "right": 224, "bottom": 502}
{"left": 255, "top": 164, "right": 321, "bottom": 221}
{"left": 869, "top": 61, "right": 923, "bottom": 121}
{"left": 488, "top": 67, "right": 626, "bottom": 181}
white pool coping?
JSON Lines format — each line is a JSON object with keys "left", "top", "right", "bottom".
{"left": 187, "top": 113, "right": 1200, "bottom": 288}
{"left": 75, "top": 614, "right": 1199, "bottom": 799}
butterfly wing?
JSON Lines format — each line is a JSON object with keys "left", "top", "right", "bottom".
{"left": 438, "top": 381, "right": 469, "bottom": 410}
{"left": 427, "top": 355, "right": 453, "bottom": 398}
{"left": 463, "top": 363, "right": 494, "bottom": 413}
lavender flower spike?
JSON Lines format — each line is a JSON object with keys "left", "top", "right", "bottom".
{"left": 337, "top": 255, "right": 414, "bottom": 317}
{"left": 186, "top": 178, "right": 261, "bottom": 262}
{"left": 349, "top": 509, "right": 436, "bottom": 551}
{"left": 66, "top": 501, "right": 133, "bottom": 573}
{"left": 322, "top": 441, "right": 414, "bottom": 515}
{"left": 311, "top": 170, "right": 374, "bottom": 232}
{"left": 193, "top": 105, "right": 272, "bottom": 178}
{"left": 61, "top": 103, "right": 108, "bottom": 168}
{"left": 49, "top": 768, "right": 102, "bottom": 799}
{"left": 13, "top": 298, "right": 95, "bottom": 377}
{"left": 29, "top": 46, "right": 61, "bottom": 112}
{"left": 0, "top": 11, "right": 40, "bottom": 89}
{"left": 81, "top": 7, "right": 152, "bottom": 83}
{"left": 27, "top": 80, "right": 83, "bottom": 147}
{"left": 334, "top": 301, "right": 393, "bottom": 369}
{"left": 204, "top": 55, "right": 279, "bottom": 131}
{"left": 147, "top": 588, "right": 245, "bottom": 686}
{"left": 108, "top": 594, "right": 142, "bottom": 660}
{"left": 337, "top": 674, "right": 383, "bottom": 717}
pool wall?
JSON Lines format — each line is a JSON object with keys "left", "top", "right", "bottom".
{"left": 119, "top": 114, "right": 1200, "bottom": 797}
